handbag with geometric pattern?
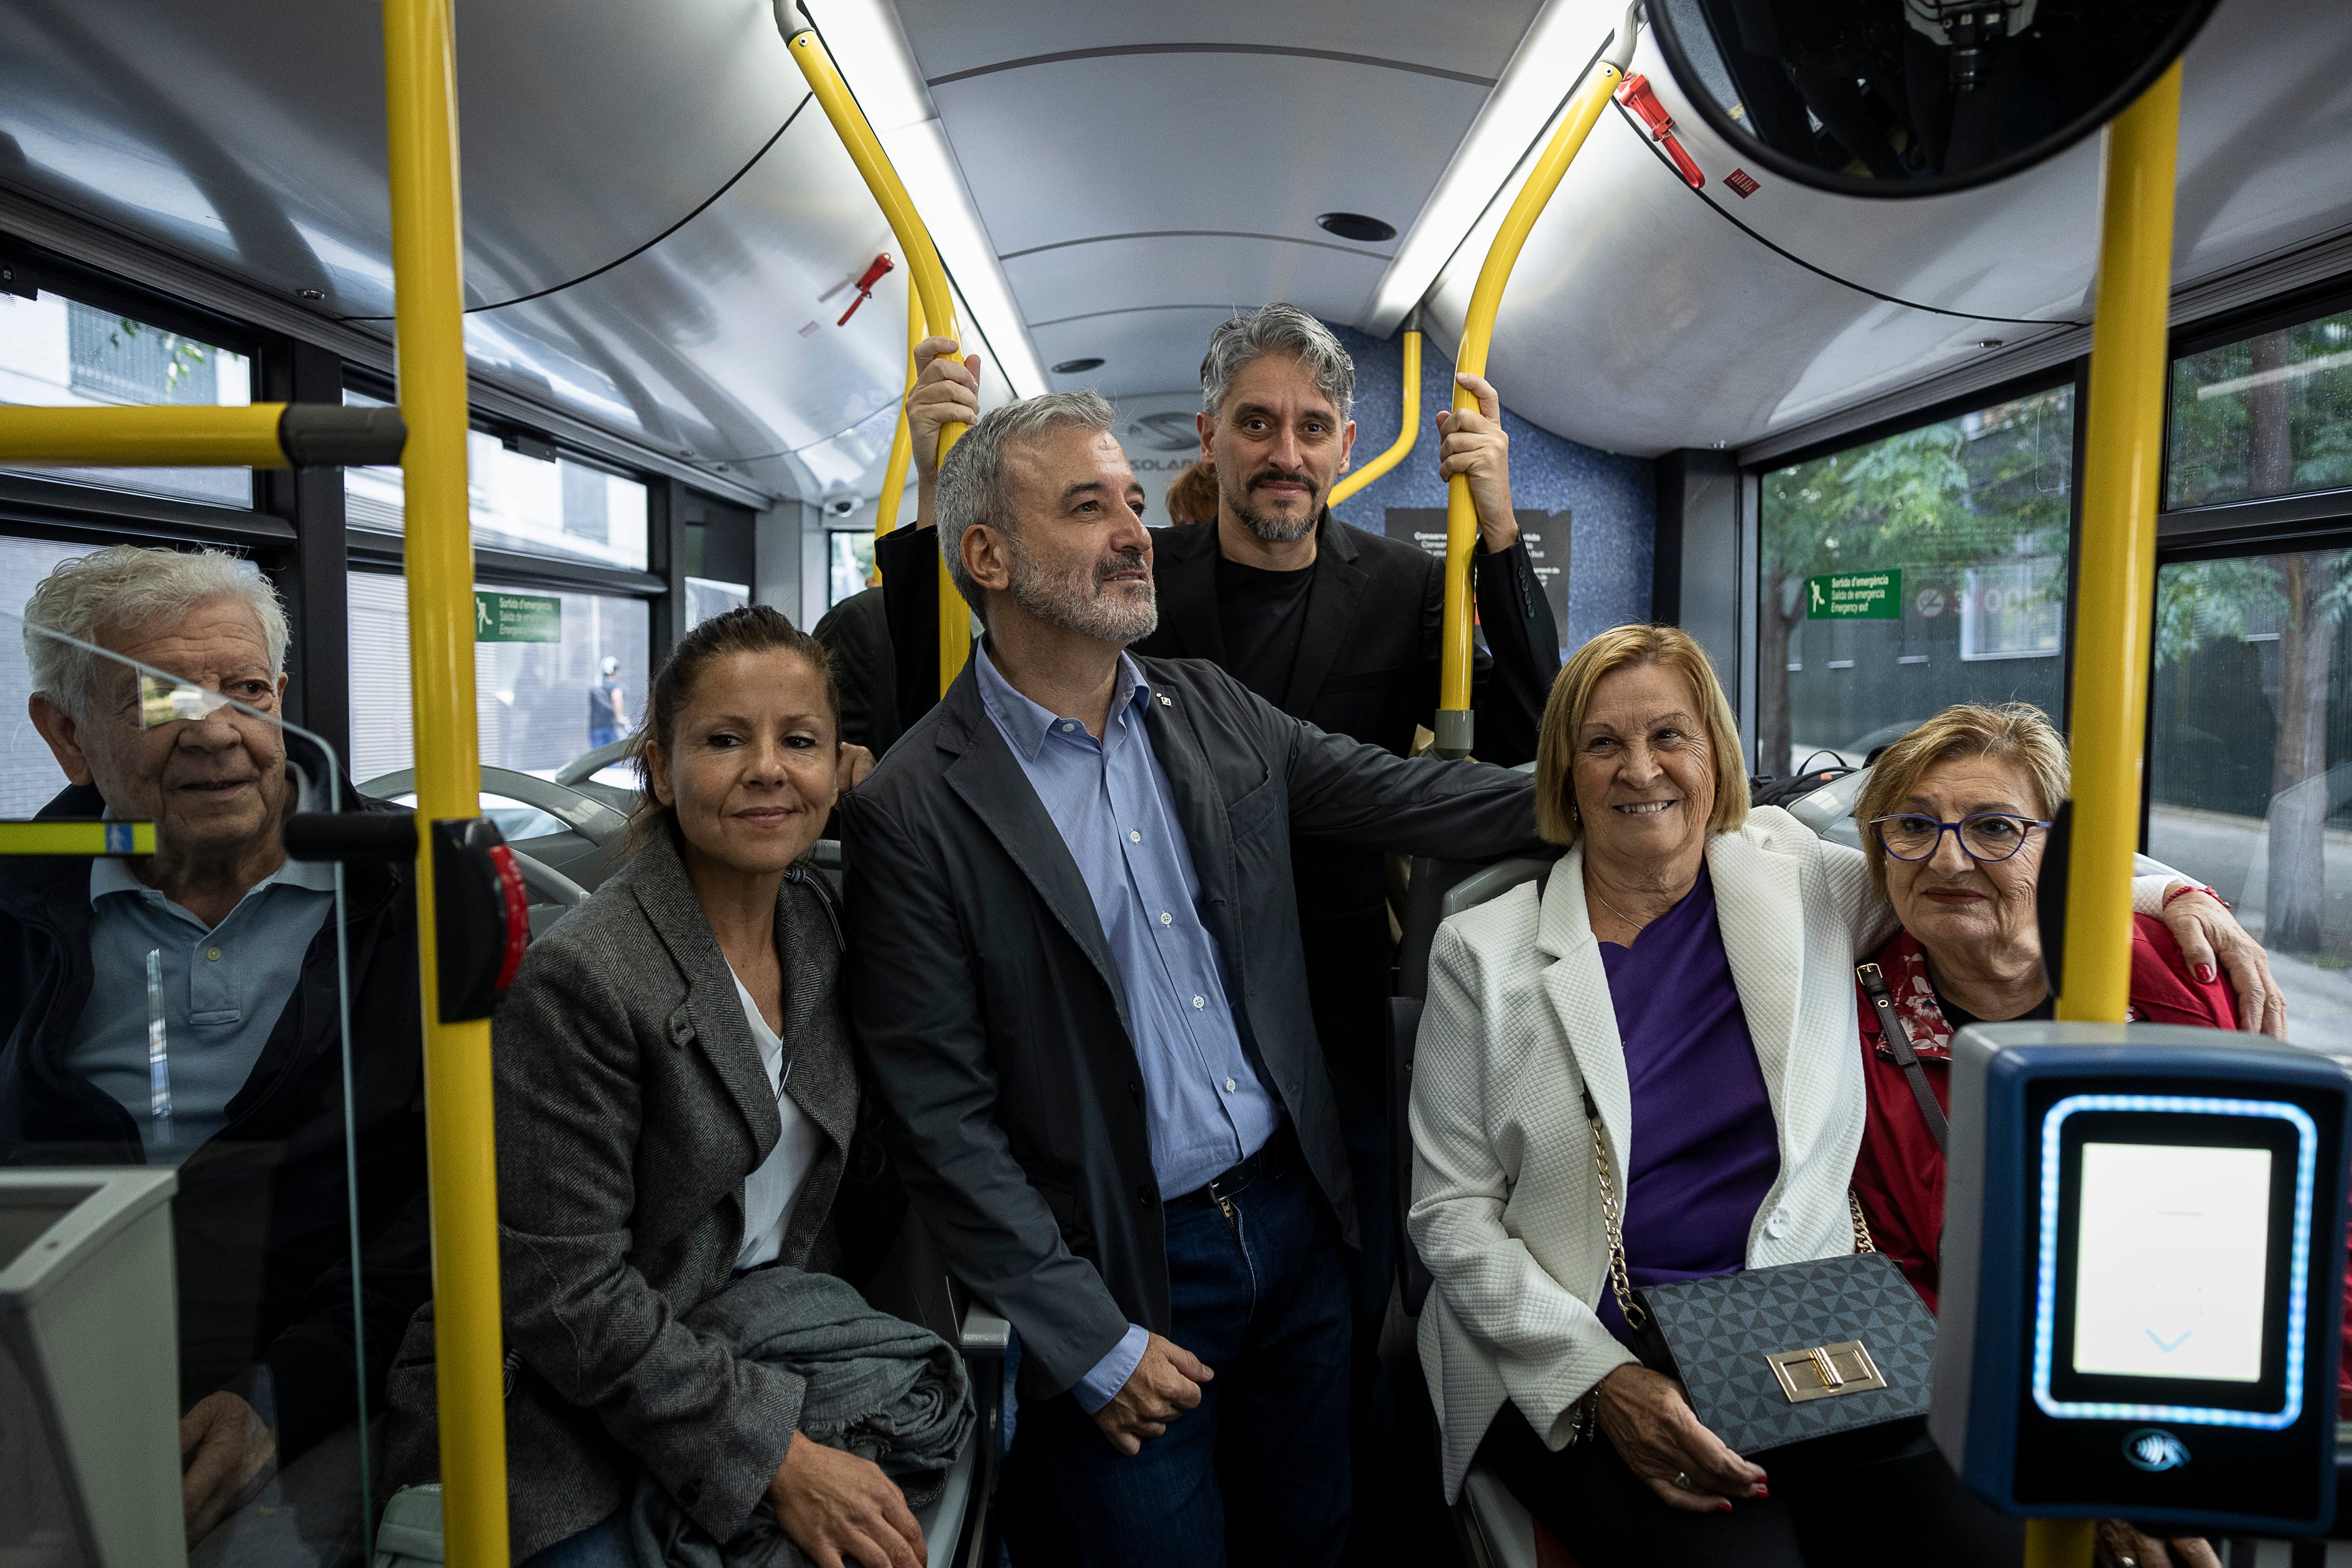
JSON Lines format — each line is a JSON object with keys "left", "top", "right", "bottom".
{"left": 1584, "top": 1089, "right": 1940, "bottom": 1462}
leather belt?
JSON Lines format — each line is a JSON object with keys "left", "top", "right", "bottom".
{"left": 1178, "top": 1126, "right": 1297, "bottom": 1209}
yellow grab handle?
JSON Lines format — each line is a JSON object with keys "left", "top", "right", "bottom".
{"left": 875, "top": 301, "right": 923, "bottom": 541}
{"left": 1328, "top": 327, "right": 1421, "bottom": 507}
{"left": 783, "top": 19, "right": 970, "bottom": 691}
{"left": 2057, "top": 62, "right": 2183, "bottom": 1027}
{"left": 0, "top": 403, "right": 288, "bottom": 467}
{"left": 383, "top": 1, "right": 510, "bottom": 1564}
{"left": 1434, "top": 11, "right": 1636, "bottom": 754}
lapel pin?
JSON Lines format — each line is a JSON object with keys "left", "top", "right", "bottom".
{"left": 1158, "top": 694, "right": 1172, "bottom": 707}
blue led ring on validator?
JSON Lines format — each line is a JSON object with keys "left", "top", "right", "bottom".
{"left": 2031, "top": 1094, "right": 2317, "bottom": 1429}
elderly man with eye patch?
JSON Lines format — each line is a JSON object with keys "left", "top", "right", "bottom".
{"left": 0, "top": 544, "right": 431, "bottom": 1560}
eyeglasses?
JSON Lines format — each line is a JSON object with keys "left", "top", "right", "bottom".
{"left": 1870, "top": 812, "right": 2051, "bottom": 864}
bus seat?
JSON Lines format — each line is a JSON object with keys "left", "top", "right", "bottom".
{"left": 1388, "top": 850, "right": 1566, "bottom": 1568}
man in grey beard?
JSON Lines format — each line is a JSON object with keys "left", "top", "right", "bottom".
{"left": 840, "top": 390, "right": 1545, "bottom": 1568}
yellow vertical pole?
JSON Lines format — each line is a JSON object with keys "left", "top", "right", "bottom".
{"left": 875, "top": 296, "right": 923, "bottom": 541}
{"left": 1327, "top": 324, "right": 1421, "bottom": 506}
{"left": 383, "top": 2, "right": 508, "bottom": 1563}
{"left": 2023, "top": 1518, "right": 2098, "bottom": 1568}
{"left": 2056, "top": 62, "right": 2183, "bottom": 1032}
{"left": 781, "top": 22, "right": 971, "bottom": 693}
{"left": 1434, "top": 7, "right": 1636, "bottom": 755}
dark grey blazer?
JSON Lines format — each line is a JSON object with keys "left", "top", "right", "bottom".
{"left": 838, "top": 652, "right": 1545, "bottom": 1404}
{"left": 385, "top": 829, "right": 859, "bottom": 1562}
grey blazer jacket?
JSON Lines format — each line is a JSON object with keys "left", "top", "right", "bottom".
{"left": 385, "top": 830, "right": 859, "bottom": 1562}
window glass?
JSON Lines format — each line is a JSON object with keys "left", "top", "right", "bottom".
{"left": 347, "top": 572, "right": 650, "bottom": 786}
{"left": 343, "top": 391, "right": 650, "bottom": 571}
{"left": 2150, "top": 549, "right": 2352, "bottom": 1053}
{"left": 684, "top": 576, "right": 749, "bottom": 630}
{"left": 1759, "top": 388, "right": 2074, "bottom": 774}
{"left": 2168, "top": 308, "right": 2352, "bottom": 510}
{"left": 831, "top": 530, "right": 876, "bottom": 607}
{"left": 0, "top": 536, "right": 103, "bottom": 813}
{"left": 0, "top": 291, "right": 253, "bottom": 507}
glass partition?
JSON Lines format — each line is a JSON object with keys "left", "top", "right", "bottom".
{"left": 0, "top": 600, "right": 391, "bottom": 1567}
{"left": 0, "top": 291, "right": 254, "bottom": 508}
{"left": 1759, "top": 388, "right": 2075, "bottom": 775}
{"left": 2150, "top": 549, "right": 2352, "bottom": 1055}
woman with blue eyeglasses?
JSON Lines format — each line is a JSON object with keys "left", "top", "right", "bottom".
{"left": 1848, "top": 702, "right": 2267, "bottom": 1568}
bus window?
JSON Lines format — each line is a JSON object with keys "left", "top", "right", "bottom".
{"left": 1759, "top": 388, "right": 2076, "bottom": 775}
{"left": 2150, "top": 307, "right": 2352, "bottom": 1051}
{"left": 0, "top": 289, "right": 253, "bottom": 509}
{"left": 347, "top": 570, "right": 650, "bottom": 786}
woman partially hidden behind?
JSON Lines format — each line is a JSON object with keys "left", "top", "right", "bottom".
{"left": 386, "top": 608, "right": 959, "bottom": 1568}
{"left": 1406, "top": 625, "right": 2269, "bottom": 1568}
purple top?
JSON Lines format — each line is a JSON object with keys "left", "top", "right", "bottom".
{"left": 1590, "top": 864, "right": 1781, "bottom": 1348}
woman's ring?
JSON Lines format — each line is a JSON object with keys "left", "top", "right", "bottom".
{"left": 1673, "top": 1471, "right": 1692, "bottom": 1490}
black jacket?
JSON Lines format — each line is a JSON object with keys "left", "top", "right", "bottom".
{"left": 1139, "top": 514, "right": 1559, "bottom": 1080}
{"left": 875, "top": 513, "right": 1559, "bottom": 1077}
{"left": 838, "top": 653, "right": 1544, "bottom": 1401}
{"left": 813, "top": 584, "right": 901, "bottom": 757}
{"left": 0, "top": 778, "right": 430, "bottom": 1463}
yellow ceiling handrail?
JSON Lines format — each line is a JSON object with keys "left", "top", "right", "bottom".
{"left": 874, "top": 297, "right": 923, "bottom": 542}
{"left": 1328, "top": 322, "right": 1422, "bottom": 508}
{"left": 1431, "top": 4, "right": 1639, "bottom": 756}
{"left": 780, "top": 12, "right": 972, "bottom": 691}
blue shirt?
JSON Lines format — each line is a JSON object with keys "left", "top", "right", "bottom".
{"left": 62, "top": 843, "right": 338, "bottom": 1165}
{"left": 974, "top": 642, "right": 1283, "bottom": 1407}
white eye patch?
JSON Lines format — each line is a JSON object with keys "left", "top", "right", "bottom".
{"left": 138, "top": 673, "right": 236, "bottom": 729}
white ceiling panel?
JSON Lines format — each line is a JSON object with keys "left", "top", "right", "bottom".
{"left": 1033, "top": 306, "right": 1248, "bottom": 401}
{"left": 894, "top": 0, "right": 1542, "bottom": 87}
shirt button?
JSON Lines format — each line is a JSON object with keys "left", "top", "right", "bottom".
{"left": 1160, "top": 912, "right": 1172, "bottom": 926}
{"left": 1060, "top": 721, "right": 1078, "bottom": 732}
{"left": 1192, "top": 995, "right": 1205, "bottom": 1009}
{"left": 1224, "top": 1077, "right": 1236, "bottom": 1093}
{"left": 206, "top": 947, "right": 222, "bottom": 962}
{"left": 1129, "top": 830, "right": 1142, "bottom": 843}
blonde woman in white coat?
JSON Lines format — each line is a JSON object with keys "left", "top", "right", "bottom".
{"left": 1406, "top": 624, "right": 2271, "bottom": 1568}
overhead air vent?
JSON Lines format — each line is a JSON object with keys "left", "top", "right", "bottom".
{"left": 1317, "top": 212, "right": 1396, "bottom": 243}
{"left": 1052, "top": 357, "right": 1105, "bottom": 374}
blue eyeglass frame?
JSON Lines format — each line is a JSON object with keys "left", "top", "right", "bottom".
{"left": 1869, "top": 812, "right": 2055, "bottom": 863}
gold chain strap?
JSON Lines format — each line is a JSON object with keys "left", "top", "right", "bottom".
{"left": 1587, "top": 1114, "right": 1648, "bottom": 1330}
{"left": 1849, "top": 1190, "right": 1877, "bottom": 1254}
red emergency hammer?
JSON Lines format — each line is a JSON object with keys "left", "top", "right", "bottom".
{"left": 1615, "top": 74, "right": 1706, "bottom": 190}
{"left": 836, "top": 253, "right": 895, "bottom": 325}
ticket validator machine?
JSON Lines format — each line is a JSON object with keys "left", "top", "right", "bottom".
{"left": 1933, "top": 1022, "right": 2351, "bottom": 1536}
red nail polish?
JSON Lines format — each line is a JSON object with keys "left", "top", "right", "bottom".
{"left": 1717, "top": 1501, "right": 1734, "bottom": 1513}
{"left": 1755, "top": 1486, "right": 1770, "bottom": 1499}
{"left": 2196, "top": 964, "right": 2217, "bottom": 983}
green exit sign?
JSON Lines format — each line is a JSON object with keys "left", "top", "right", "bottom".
{"left": 474, "top": 590, "right": 561, "bottom": 643}
{"left": 1804, "top": 569, "right": 1902, "bottom": 620}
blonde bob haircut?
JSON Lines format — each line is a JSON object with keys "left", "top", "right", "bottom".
{"left": 1534, "top": 623, "right": 1748, "bottom": 847}
{"left": 1851, "top": 702, "right": 2070, "bottom": 898}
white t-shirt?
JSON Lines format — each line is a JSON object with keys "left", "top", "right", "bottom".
{"left": 732, "top": 971, "right": 825, "bottom": 1273}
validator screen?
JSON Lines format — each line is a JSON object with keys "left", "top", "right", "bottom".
{"left": 2071, "top": 1141, "right": 2271, "bottom": 1384}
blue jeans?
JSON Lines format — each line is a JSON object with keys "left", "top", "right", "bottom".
{"left": 518, "top": 1511, "right": 635, "bottom": 1568}
{"left": 1006, "top": 1140, "right": 1352, "bottom": 1568}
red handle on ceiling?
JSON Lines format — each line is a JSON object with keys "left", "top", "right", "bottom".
{"left": 1615, "top": 74, "right": 1706, "bottom": 190}
{"left": 836, "top": 252, "right": 896, "bottom": 325}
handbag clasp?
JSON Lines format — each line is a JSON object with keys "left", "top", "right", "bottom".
{"left": 1765, "top": 1340, "right": 1888, "bottom": 1403}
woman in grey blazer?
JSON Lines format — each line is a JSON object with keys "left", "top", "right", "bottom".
{"left": 388, "top": 607, "right": 923, "bottom": 1568}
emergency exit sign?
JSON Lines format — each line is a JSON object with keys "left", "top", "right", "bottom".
{"left": 1805, "top": 569, "right": 1902, "bottom": 620}
{"left": 474, "top": 590, "right": 561, "bottom": 642}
